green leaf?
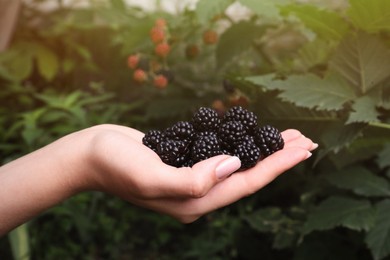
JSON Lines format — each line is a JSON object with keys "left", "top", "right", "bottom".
{"left": 280, "top": 4, "right": 349, "bottom": 41}
{"left": 246, "top": 73, "right": 356, "bottom": 111}
{"left": 316, "top": 122, "right": 365, "bottom": 163}
{"left": 366, "top": 199, "right": 390, "bottom": 260}
{"left": 8, "top": 223, "right": 30, "bottom": 260}
{"left": 346, "top": 95, "right": 381, "bottom": 124}
{"left": 0, "top": 48, "right": 33, "bottom": 82}
{"left": 377, "top": 144, "right": 390, "bottom": 169}
{"left": 303, "top": 196, "right": 375, "bottom": 235}
{"left": 330, "top": 32, "right": 390, "bottom": 94}
{"left": 244, "top": 207, "right": 284, "bottom": 233}
{"left": 239, "top": 0, "right": 288, "bottom": 19}
{"left": 195, "top": 0, "right": 233, "bottom": 24}
{"left": 348, "top": 0, "right": 390, "bottom": 33}
{"left": 216, "top": 21, "right": 264, "bottom": 67}
{"left": 324, "top": 166, "right": 390, "bottom": 197}
{"left": 33, "top": 45, "right": 59, "bottom": 81}
{"left": 244, "top": 207, "right": 298, "bottom": 249}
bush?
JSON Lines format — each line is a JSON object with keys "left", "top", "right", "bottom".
{"left": 1, "top": 0, "right": 389, "bottom": 259}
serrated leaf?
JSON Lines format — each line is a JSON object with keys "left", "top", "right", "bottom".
{"left": 316, "top": 122, "right": 365, "bottom": 163}
{"left": 239, "top": 0, "right": 288, "bottom": 19}
{"left": 216, "top": 21, "right": 264, "bottom": 67}
{"left": 246, "top": 73, "right": 356, "bottom": 111}
{"left": 195, "top": 0, "right": 233, "bottom": 24}
{"left": 330, "top": 32, "right": 390, "bottom": 94}
{"left": 303, "top": 196, "right": 375, "bottom": 235}
{"left": 324, "top": 166, "right": 390, "bottom": 197}
{"left": 244, "top": 207, "right": 284, "bottom": 233}
{"left": 280, "top": 4, "right": 349, "bottom": 41}
{"left": 346, "top": 95, "right": 381, "bottom": 124}
{"left": 377, "top": 144, "right": 390, "bottom": 169}
{"left": 348, "top": 0, "right": 390, "bottom": 33}
{"left": 366, "top": 199, "right": 390, "bottom": 260}
{"left": 33, "top": 45, "right": 59, "bottom": 81}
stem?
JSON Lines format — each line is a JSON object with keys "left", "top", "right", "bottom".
{"left": 368, "top": 121, "right": 390, "bottom": 130}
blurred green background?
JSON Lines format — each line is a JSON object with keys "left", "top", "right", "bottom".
{"left": 0, "top": 0, "right": 389, "bottom": 259}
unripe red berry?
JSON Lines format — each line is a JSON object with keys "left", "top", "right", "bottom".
{"left": 155, "top": 42, "right": 171, "bottom": 58}
{"left": 153, "top": 75, "right": 168, "bottom": 89}
{"left": 155, "top": 18, "right": 167, "bottom": 29}
{"left": 229, "top": 94, "right": 249, "bottom": 107}
{"left": 211, "top": 99, "right": 226, "bottom": 116}
{"left": 203, "top": 29, "right": 218, "bottom": 45}
{"left": 127, "top": 54, "right": 139, "bottom": 69}
{"left": 150, "top": 27, "right": 165, "bottom": 44}
{"left": 133, "top": 69, "right": 147, "bottom": 83}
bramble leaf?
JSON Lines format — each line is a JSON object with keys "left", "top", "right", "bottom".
{"left": 324, "top": 166, "right": 390, "bottom": 197}
{"left": 366, "top": 199, "right": 390, "bottom": 260}
{"left": 348, "top": 0, "right": 390, "bottom": 33}
{"left": 216, "top": 21, "right": 264, "bottom": 67}
{"left": 246, "top": 73, "right": 356, "bottom": 111}
{"left": 330, "top": 32, "right": 390, "bottom": 94}
{"left": 377, "top": 144, "right": 390, "bottom": 169}
{"left": 280, "top": 4, "right": 349, "bottom": 41}
{"left": 303, "top": 196, "right": 375, "bottom": 235}
{"left": 195, "top": 0, "right": 233, "bottom": 23}
{"left": 238, "top": 0, "right": 288, "bottom": 19}
{"left": 346, "top": 95, "right": 381, "bottom": 124}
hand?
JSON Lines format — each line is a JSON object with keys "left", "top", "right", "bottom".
{"left": 0, "top": 124, "right": 316, "bottom": 235}
{"left": 85, "top": 124, "right": 317, "bottom": 223}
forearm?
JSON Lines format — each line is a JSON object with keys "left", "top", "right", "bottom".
{"left": 0, "top": 130, "right": 93, "bottom": 236}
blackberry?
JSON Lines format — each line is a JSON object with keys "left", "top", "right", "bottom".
{"left": 142, "top": 130, "right": 165, "bottom": 153}
{"left": 234, "top": 140, "right": 261, "bottom": 170}
{"left": 237, "top": 135, "right": 255, "bottom": 146}
{"left": 192, "top": 107, "right": 221, "bottom": 132}
{"left": 254, "top": 125, "right": 284, "bottom": 158}
{"left": 165, "top": 121, "right": 195, "bottom": 141}
{"left": 223, "top": 106, "right": 258, "bottom": 133}
{"left": 218, "top": 121, "right": 246, "bottom": 151}
{"left": 157, "top": 139, "right": 189, "bottom": 167}
{"left": 194, "top": 130, "right": 218, "bottom": 140}
{"left": 191, "top": 135, "right": 222, "bottom": 163}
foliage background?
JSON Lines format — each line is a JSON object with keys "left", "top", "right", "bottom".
{"left": 0, "top": 0, "right": 389, "bottom": 259}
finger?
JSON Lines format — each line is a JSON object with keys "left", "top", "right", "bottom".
{"left": 190, "top": 147, "right": 311, "bottom": 213}
{"left": 128, "top": 147, "right": 312, "bottom": 223}
{"left": 132, "top": 153, "right": 240, "bottom": 199}
{"left": 281, "top": 129, "right": 303, "bottom": 142}
{"left": 283, "top": 134, "right": 315, "bottom": 151}
{"left": 96, "top": 130, "right": 241, "bottom": 200}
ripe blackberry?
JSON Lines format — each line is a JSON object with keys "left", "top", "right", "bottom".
{"left": 192, "top": 107, "right": 221, "bottom": 132}
{"left": 165, "top": 121, "right": 195, "bottom": 141}
{"left": 218, "top": 120, "right": 246, "bottom": 151}
{"left": 223, "top": 106, "right": 258, "bottom": 133}
{"left": 195, "top": 130, "right": 218, "bottom": 140}
{"left": 142, "top": 130, "right": 165, "bottom": 153}
{"left": 157, "top": 139, "right": 189, "bottom": 167}
{"left": 238, "top": 135, "right": 255, "bottom": 146}
{"left": 233, "top": 140, "right": 261, "bottom": 170}
{"left": 191, "top": 135, "right": 222, "bottom": 163}
{"left": 254, "top": 125, "right": 284, "bottom": 158}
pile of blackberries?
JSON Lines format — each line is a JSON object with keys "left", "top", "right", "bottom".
{"left": 142, "top": 106, "right": 284, "bottom": 170}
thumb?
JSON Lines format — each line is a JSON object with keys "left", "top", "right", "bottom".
{"left": 172, "top": 155, "right": 241, "bottom": 198}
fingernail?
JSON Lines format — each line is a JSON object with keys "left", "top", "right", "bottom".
{"left": 306, "top": 151, "right": 312, "bottom": 159}
{"left": 216, "top": 156, "right": 241, "bottom": 179}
